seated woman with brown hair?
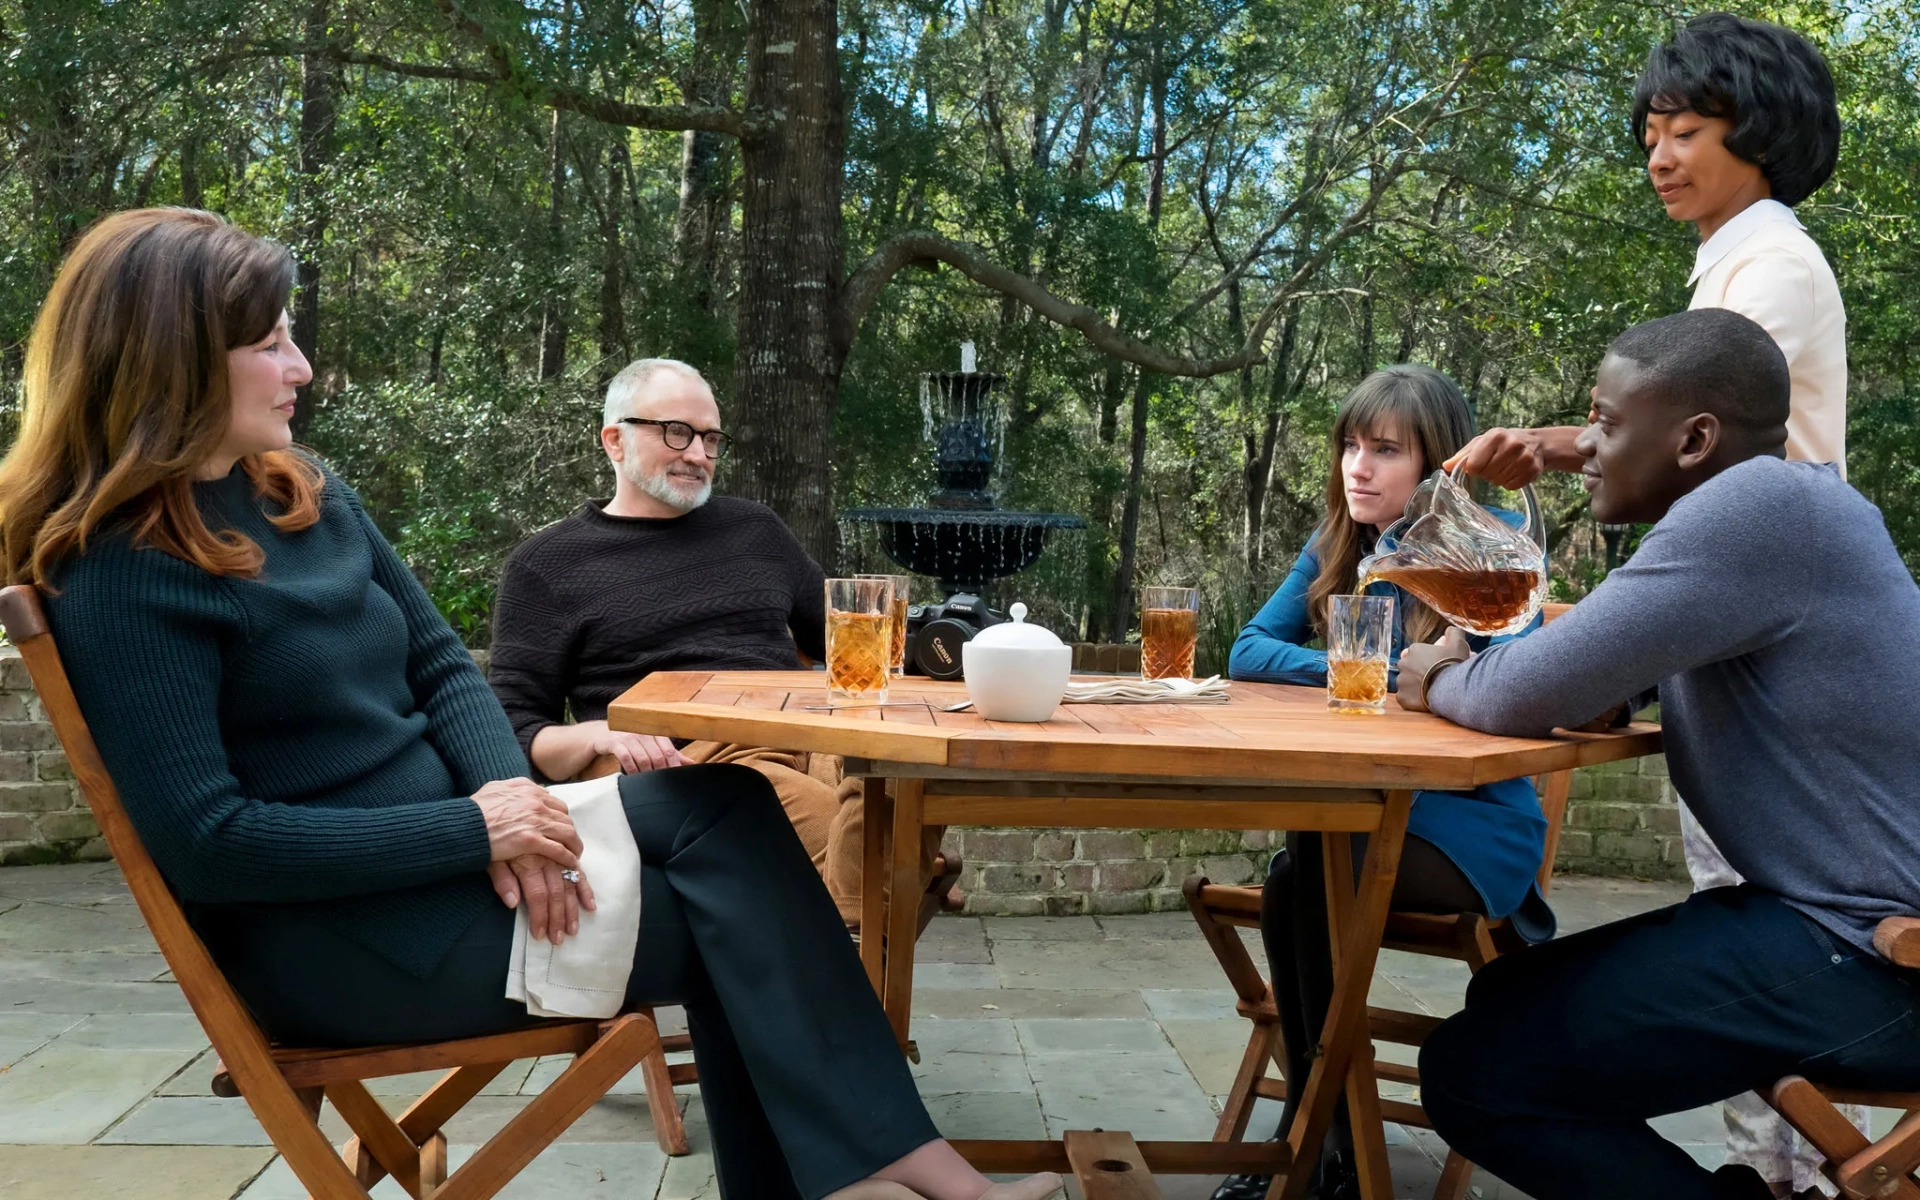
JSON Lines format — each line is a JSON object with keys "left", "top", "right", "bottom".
{"left": 1213, "top": 365, "right": 1550, "bottom": 1200}
{"left": 0, "top": 207, "right": 1059, "bottom": 1200}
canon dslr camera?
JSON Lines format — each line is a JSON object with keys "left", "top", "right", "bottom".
{"left": 905, "top": 593, "right": 1004, "bottom": 679}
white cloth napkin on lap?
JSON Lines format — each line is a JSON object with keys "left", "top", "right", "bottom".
{"left": 1064, "top": 675, "right": 1231, "bottom": 704}
{"left": 504, "top": 773, "right": 641, "bottom": 1018}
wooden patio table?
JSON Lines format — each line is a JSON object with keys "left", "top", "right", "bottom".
{"left": 609, "top": 669, "right": 1661, "bottom": 1200}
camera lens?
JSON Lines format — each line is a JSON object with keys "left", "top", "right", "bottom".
{"left": 911, "top": 618, "right": 976, "bottom": 680}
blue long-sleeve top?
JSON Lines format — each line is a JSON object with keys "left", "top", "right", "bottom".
{"left": 1230, "top": 520, "right": 1554, "bottom": 937}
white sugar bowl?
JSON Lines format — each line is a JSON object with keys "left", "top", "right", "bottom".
{"left": 961, "top": 603, "right": 1072, "bottom": 722}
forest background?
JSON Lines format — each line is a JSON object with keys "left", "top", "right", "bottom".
{"left": 3, "top": 0, "right": 1917, "bottom": 666}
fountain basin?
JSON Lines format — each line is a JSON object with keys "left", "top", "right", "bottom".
{"left": 841, "top": 507, "right": 1087, "bottom": 596}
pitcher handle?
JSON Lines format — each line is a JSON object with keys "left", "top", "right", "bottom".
{"left": 1447, "top": 463, "right": 1547, "bottom": 556}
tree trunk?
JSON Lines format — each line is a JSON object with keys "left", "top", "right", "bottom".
{"left": 180, "top": 137, "right": 203, "bottom": 209}
{"left": 1244, "top": 312, "right": 1298, "bottom": 582}
{"left": 290, "top": 0, "right": 337, "bottom": 441}
{"left": 674, "top": 0, "right": 740, "bottom": 350}
{"left": 1107, "top": 369, "right": 1152, "bottom": 642}
{"left": 1356, "top": 267, "right": 1375, "bottom": 378}
{"left": 731, "top": 0, "right": 846, "bottom": 563}
{"left": 537, "top": 106, "right": 569, "bottom": 380}
{"left": 593, "top": 137, "right": 628, "bottom": 382}
{"left": 1105, "top": 7, "right": 1166, "bottom": 642}
{"left": 587, "top": 132, "right": 633, "bottom": 382}
{"left": 1083, "top": 354, "right": 1127, "bottom": 639}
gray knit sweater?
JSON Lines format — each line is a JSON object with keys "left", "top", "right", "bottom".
{"left": 1430, "top": 458, "right": 1920, "bottom": 956}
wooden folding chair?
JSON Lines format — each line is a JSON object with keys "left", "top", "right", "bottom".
{"left": 1183, "top": 604, "right": 1576, "bottom": 1199}
{"left": 1766, "top": 917, "right": 1920, "bottom": 1200}
{"left": 0, "top": 584, "right": 690, "bottom": 1199}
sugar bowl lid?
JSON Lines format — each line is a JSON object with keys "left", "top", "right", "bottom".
{"left": 970, "top": 603, "right": 1065, "bottom": 650}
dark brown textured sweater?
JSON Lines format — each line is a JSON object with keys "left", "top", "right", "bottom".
{"left": 488, "top": 497, "right": 827, "bottom": 766}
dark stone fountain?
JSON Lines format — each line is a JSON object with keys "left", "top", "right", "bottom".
{"left": 840, "top": 355, "right": 1085, "bottom": 597}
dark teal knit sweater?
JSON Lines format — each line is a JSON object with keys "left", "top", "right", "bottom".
{"left": 46, "top": 463, "right": 527, "bottom": 977}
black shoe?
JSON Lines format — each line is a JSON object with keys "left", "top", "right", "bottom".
{"left": 1711, "top": 1165, "right": 1776, "bottom": 1200}
{"left": 1209, "top": 1172, "right": 1272, "bottom": 1200}
{"left": 1210, "top": 1145, "right": 1360, "bottom": 1200}
{"left": 1316, "top": 1148, "right": 1360, "bottom": 1200}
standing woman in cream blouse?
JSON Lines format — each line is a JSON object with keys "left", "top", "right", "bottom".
{"left": 1452, "top": 16, "right": 1858, "bottom": 1198}
{"left": 1451, "top": 14, "right": 1845, "bottom": 485}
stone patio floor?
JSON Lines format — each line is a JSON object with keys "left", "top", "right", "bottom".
{"left": 0, "top": 864, "right": 1901, "bottom": 1199}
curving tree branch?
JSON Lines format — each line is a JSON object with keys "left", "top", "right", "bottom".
{"left": 842, "top": 231, "right": 1270, "bottom": 377}
{"left": 332, "top": 48, "right": 747, "bottom": 137}
{"left": 843, "top": 53, "right": 1489, "bottom": 380}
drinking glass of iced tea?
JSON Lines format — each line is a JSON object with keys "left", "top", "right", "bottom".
{"left": 825, "top": 577, "right": 894, "bottom": 704}
{"left": 1327, "top": 594, "right": 1394, "bottom": 714}
{"left": 1140, "top": 586, "right": 1200, "bottom": 680}
{"left": 856, "top": 573, "right": 911, "bottom": 675}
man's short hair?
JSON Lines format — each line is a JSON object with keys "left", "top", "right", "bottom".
{"left": 1605, "top": 309, "right": 1790, "bottom": 436}
{"left": 1630, "top": 13, "right": 1840, "bottom": 208}
{"left": 603, "top": 358, "right": 708, "bottom": 428}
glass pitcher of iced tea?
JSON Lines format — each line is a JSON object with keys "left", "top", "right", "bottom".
{"left": 1355, "top": 465, "right": 1547, "bottom": 637}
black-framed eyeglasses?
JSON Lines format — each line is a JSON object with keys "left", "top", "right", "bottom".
{"left": 619, "top": 417, "right": 733, "bottom": 460}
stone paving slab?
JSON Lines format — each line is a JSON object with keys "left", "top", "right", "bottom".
{"left": 237, "top": 1141, "right": 673, "bottom": 1198}
{"left": 0, "top": 1046, "right": 202, "bottom": 1143}
{"left": 0, "top": 1011, "right": 81, "bottom": 1069}
{"left": 0, "top": 949, "right": 169, "bottom": 983}
{"left": 0, "top": 1145, "right": 277, "bottom": 1200}
{"left": 3, "top": 861, "right": 1901, "bottom": 1200}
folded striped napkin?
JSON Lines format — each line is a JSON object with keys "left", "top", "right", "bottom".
{"left": 1063, "top": 675, "right": 1231, "bottom": 704}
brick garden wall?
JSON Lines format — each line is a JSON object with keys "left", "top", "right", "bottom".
{"left": 0, "top": 642, "right": 1690, "bottom": 892}
{"left": 946, "top": 750, "right": 1687, "bottom": 915}
{"left": 0, "top": 646, "right": 107, "bottom": 865}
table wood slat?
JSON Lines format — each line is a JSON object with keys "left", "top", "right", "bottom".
{"left": 607, "top": 671, "right": 1661, "bottom": 788}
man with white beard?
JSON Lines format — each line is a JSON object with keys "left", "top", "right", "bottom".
{"left": 489, "top": 358, "right": 957, "bottom": 930}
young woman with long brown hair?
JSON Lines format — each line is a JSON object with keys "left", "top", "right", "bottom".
{"left": 1213, "top": 365, "right": 1549, "bottom": 1200}
{"left": 0, "top": 208, "right": 1061, "bottom": 1200}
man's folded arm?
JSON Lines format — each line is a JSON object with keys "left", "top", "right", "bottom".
{"left": 1427, "top": 495, "right": 1808, "bottom": 737}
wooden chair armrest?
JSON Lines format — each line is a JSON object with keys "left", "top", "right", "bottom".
{"left": 1875, "top": 917, "right": 1920, "bottom": 968}
{"left": 577, "top": 753, "right": 622, "bottom": 782}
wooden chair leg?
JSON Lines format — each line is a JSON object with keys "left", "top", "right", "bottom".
{"left": 294, "top": 1085, "right": 325, "bottom": 1119}
{"left": 434, "top": 1014, "right": 658, "bottom": 1200}
{"left": 397, "top": 1064, "right": 509, "bottom": 1146}
{"left": 1216, "top": 1015, "right": 1284, "bottom": 1143}
{"left": 1433, "top": 1151, "right": 1475, "bottom": 1200}
{"left": 634, "top": 1006, "right": 691, "bottom": 1156}
{"left": 1836, "top": 1104, "right": 1920, "bottom": 1200}
{"left": 1771, "top": 1077, "right": 1920, "bottom": 1200}
{"left": 333, "top": 1064, "right": 511, "bottom": 1196}
{"left": 420, "top": 1133, "right": 449, "bottom": 1194}
{"left": 1772, "top": 1077, "right": 1875, "bottom": 1163}
{"left": 326, "top": 1079, "right": 425, "bottom": 1198}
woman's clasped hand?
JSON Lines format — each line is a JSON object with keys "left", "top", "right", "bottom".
{"left": 472, "top": 778, "right": 597, "bottom": 944}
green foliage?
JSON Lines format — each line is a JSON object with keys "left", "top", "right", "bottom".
{"left": 1, "top": 0, "right": 1916, "bottom": 644}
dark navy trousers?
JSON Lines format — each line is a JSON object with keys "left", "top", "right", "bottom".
{"left": 1420, "top": 884, "right": 1920, "bottom": 1199}
{"left": 209, "top": 764, "right": 938, "bottom": 1200}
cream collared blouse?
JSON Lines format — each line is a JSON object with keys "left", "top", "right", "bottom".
{"left": 1687, "top": 198, "right": 1848, "bottom": 476}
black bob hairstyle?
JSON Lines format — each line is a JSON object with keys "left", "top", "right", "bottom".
{"left": 1630, "top": 12, "right": 1840, "bottom": 208}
